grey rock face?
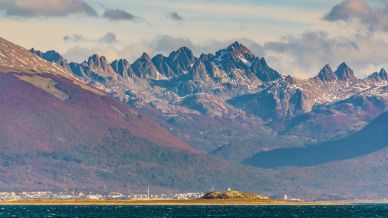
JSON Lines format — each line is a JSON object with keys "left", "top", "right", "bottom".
{"left": 228, "top": 77, "right": 309, "bottom": 121}
{"left": 131, "top": 53, "right": 163, "bottom": 79}
{"left": 335, "top": 62, "right": 357, "bottom": 81}
{"left": 251, "top": 57, "right": 281, "bottom": 82}
{"left": 367, "top": 68, "right": 387, "bottom": 82}
{"left": 30, "top": 48, "right": 70, "bottom": 71}
{"left": 67, "top": 54, "right": 116, "bottom": 84}
{"left": 317, "top": 64, "right": 336, "bottom": 82}
{"left": 87, "top": 54, "right": 114, "bottom": 77}
{"left": 152, "top": 54, "right": 176, "bottom": 78}
{"left": 167, "top": 47, "right": 196, "bottom": 76}
{"left": 31, "top": 42, "right": 388, "bottom": 143}
{"left": 111, "top": 59, "right": 135, "bottom": 78}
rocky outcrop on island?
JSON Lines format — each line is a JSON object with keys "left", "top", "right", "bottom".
{"left": 200, "top": 190, "right": 269, "bottom": 200}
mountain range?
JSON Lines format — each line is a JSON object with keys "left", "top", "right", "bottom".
{"left": 31, "top": 40, "right": 388, "bottom": 149}
{"left": 0, "top": 37, "right": 271, "bottom": 194}
{"left": 0, "top": 36, "right": 387, "bottom": 200}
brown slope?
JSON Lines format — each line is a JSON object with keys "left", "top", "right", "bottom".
{"left": 0, "top": 36, "right": 196, "bottom": 154}
{"left": 0, "top": 71, "right": 277, "bottom": 193}
{"left": 0, "top": 37, "right": 281, "bottom": 194}
{"left": 0, "top": 72, "right": 197, "bottom": 154}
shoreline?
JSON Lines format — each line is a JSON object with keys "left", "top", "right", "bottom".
{"left": 0, "top": 199, "right": 346, "bottom": 206}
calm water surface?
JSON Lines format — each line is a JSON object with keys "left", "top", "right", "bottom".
{"left": 0, "top": 204, "right": 387, "bottom": 218}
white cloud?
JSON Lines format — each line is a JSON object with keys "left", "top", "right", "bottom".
{"left": 102, "top": 9, "right": 137, "bottom": 21}
{"left": 324, "top": 0, "right": 388, "bottom": 32}
{"left": 263, "top": 31, "right": 388, "bottom": 78}
{"left": 167, "top": 12, "right": 183, "bottom": 21}
{"left": 147, "top": 35, "right": 195, "bottom": 54}
{"left": 0, "top": 0, "right": 97, "bottom": 17}
{"left": 63, "top": 32, "right": 118, "bottom": 44}
{"left": 63, "top": 34, "right": 89, "bottom": 43}
{"left": 98, "top": 32, "right": 118, "bottom": 44}
{"left": 63, "top": 46, "right": 121, "bottom": 63}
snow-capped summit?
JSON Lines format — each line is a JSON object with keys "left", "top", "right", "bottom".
{"left": 215, "top": 41, "right": 255, "bottom": 64}
{"left": 226, "top": 41, "right": 254, "bottom": 56}
{"left": 30, "top": 40, "right": 388, "bottom": 141}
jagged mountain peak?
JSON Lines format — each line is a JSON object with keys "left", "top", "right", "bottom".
{"left": 335, "top": 62, "right": 357, "bottom": 81}
{"left": 134, "top": 52, "right": 154, "bottom": 64}
{"left": 111, "top": 58, "right": 135, "bottom": 78}
{"left": 68, "top": 54, "right": 114, "bottom": 80}
{"left": 44, "top": 50, "right": 62, "bottom": 59}
{"left": 30, "top": 47, "right": 41, "bottom": 54}
{"left": 89, "top": 53, "right": 100, "bottom": 60}
{"left": 227, "top": 41, "right": 251, "bottom": 53}
{"left": 322, "top": 64, "right": 333, "bottom": 71}
{"left": 87, "top": 54, "right": 110, "bottom": 70}
{"left": 317, "top": 64, "right": 336, "bottom": 82}
{"left": 31, "top": 48, "right": 61, "bottom": 60}
{"left": 87, "top": 54, "right": 102, "bottom": 64}
{"left": 170, "top": 46, "right": 193, "bottom": 57}
{"left": 380, "top": 68, "right": 387, "bottom": 76}
{"left": 215, "top": 41, "right": 254, "bottom": 62}
{"left": 139, "top": 52, "right": 152, "bottom": 61}
{"left": 152, "top": 54, "right": 176, "bottom": 78}
{"left": 131, "top": 52, "right": 163, "bottom": 79}
{"left": 208, "top": 42, "right": 258, "bottom": 83}
{"left": 199, "top": 53, "right": 214, "bottom": 62}
{"left": 111, "top": 58, "right": 129, "bottom": 65}
{"left": 258, "top": 57, "right": 268, "bottom": 66}
{"left": 153, "top": 53, "right": 167, "bottom": 60}
{"left": 337, "top": 62, "right": 350, "bottom": 70}
{"left": 30, "top": 48, "right": 69, "bottom": 70}
{"left": 167, "top": 47, "right": 195, "bottom": 63}
{"left": 367, "top": 68, "right": 388, "bottom": 82}
{"left": 166, "top": 46, "right": 196, "bottom": 76}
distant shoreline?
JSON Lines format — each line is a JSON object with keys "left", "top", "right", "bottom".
{"left": 0, "top": 199, "right": 345, "bottom": 206}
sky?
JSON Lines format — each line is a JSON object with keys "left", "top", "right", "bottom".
{"left": 0, "top": 0, "right": 387, "bottom": 78}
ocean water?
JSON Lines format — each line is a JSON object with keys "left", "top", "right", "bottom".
{"left": 0, "top": 204, "right": 387, "bottom": 218}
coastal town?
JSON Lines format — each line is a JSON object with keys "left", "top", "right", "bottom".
{"left": 0, "top": 191, "right": 204, "bottom": 201}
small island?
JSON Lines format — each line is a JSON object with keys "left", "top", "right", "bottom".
{"left": 200, "top": 190, "right": 269, "bottom": 201}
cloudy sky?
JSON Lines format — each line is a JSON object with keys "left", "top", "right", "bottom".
{"left": 0, "top": 0, "right": 387, "bottom": 78}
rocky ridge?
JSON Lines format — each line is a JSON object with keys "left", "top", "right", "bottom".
{"left": 32, "top": 41, "right": 388, "bottom": 150}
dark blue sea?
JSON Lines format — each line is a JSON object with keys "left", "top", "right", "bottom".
{"left": 0, "top": 204, "right": 387, "bottom": 218}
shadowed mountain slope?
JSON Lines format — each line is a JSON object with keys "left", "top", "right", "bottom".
{"left": 244, "top": 111, "right": 388, "bottom": 168}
